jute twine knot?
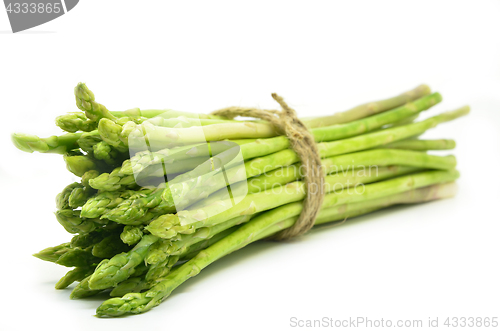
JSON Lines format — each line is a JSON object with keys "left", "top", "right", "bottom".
{"left": 211, "top": 94, "right": 325, "bottom": 240}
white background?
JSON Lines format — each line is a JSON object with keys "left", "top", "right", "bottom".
{"left": 1, "top": 1, "right": 499, "bottom": 330}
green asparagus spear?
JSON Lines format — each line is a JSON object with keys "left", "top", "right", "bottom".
{"left": 161, "top": 102, "right": 459, "bottom": 205}
{"left": 302, "top": 84, "right": 431, "bottom": 128}
{"left": 64, "top": 155, "right": 102, "bottom": 177}
{"left": 55, "top": 266, "right": 94, "bottom": 289}
{"left": 96, "top": 179, "right": 456, "bottom": 316}
{"left": 103, "top": 144, "right": 456, "bottom": 227}
{"left": 121, "top": 226, "right": 144, "bottom": 245}
{"left": 97, "top": 118, "right": 128, "bottom": 150}
{"left": 162, "top": 164, "right": 429, "bottom": 256}
{"left": 259, "top": 182, "right": 458, "bottom": 239}
{"left": 70, "top": 276, "right": 102, "bottom": 299}
{"left": 80, "top": 190, "right": 137, "bottom": 219}
{"left": 244, "top": 106, "right": 468, "bottom": 179}
{"left": 88, "top": 155, "right": 211, "bottom": 192}
{"left": 33, "top": 243, "right": 71, "bottom": 263}
{"left": 56, "top": 182, "right": 82, "bottom": 210}
{"left": 100, "top": 188, "right": 162, "bottom": 223}
{"left": 56, "top": 247, "right": 101, "bottom": 268}
{"left": 89, "top": 93, "right": 442, "bottom": 192}
{"left": 157, "top": 104, "right": 464, "bottom": 209}
{"left": 109, "top": 277, "right": 150, "bottom": 297}
{"left": 74, "top": 83, "right": 117, "bottom": 122}
{"left": 94, "top": 91, "right": 439, "bottom": 189}
{"left": 139, "top": 92, "right": 438, "bottom": 148}
{"left": 81, "top": 170, "right": 100, "bottom": 188}
{"left": 70, "top": 231, "right": 108, "bottom": 249}
{"left": 164, "top": 148, "right": 456, "bottom": 213}
{"left": 34, "top": 244, "right": 101, "bottom": 268}
{"left": 113, "top": 225, "right": 242, "bottom": 298}
{"left": 93, "top": 141, "right": 124, "bottom": 166}
{"left": 76, "top": 130, "right": 102, "bottom": 154}
{"left": 55, "top": 210, "right": 100, "bottom": 234}
{"left": 147, "top": 169, "right": 458, "bottom": 239}
{"left": 382, "top": 139, "right": 456, "bottom": 150}
{"left": 56, "top": 112, "right": 98, "bottom": 133}
{"left": 68, "top": 186, "right": 95, "bottom": 208}
{"left": 88, "top": 235, "right": 159, "bottom": 290}
{"left": 12, "top": 132, "right": 82, "bottom": 154}
{"left": 96, "top": 103, "right": 459, "bottom": 222}
{"left": 87, "top": 167, "right": 138, "bottom": 191}
{"left": 91, "top": 232, "right": 130, "bottom": 259}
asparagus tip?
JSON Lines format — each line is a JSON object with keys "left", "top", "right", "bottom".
{"left": 74, "top": 82, "right": 94, "bottom": 102}
{"left": 11, "top": 133, "right": 45, "bottom": 153}
{"left": 417, "top": 84, "right": 431, "bottom": 95}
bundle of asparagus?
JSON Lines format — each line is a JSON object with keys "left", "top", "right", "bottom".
{"left": 12, "top": 83, "right": 468, "bottom": 317}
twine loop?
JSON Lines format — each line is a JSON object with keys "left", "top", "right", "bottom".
{"left": 211, "top": 94, "right": 325, "bottom": 240}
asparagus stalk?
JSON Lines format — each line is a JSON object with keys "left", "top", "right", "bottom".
{"left": 70, "top": 276, "right": 102, "bottom": 299}
{"left": 81, "top": 190, "right": 137, "bottom": 218}
{"left": 91, "top": 232, "right": 131, "bottom": 259}
{"left": 55, "top": 266, "right": 94, "bottom": 289}
{"left": 99, "top": 188, "right": 162, "bottom": 223}
{"left": 121, "top": 226, "right": 144, "bottom": 245}
{"left": 96, "top": 181, "right": 455, "bottom": 316}
{"left": 165, "top": 149, "right": 456, "bottom": 213}
{"left": 74, "top": 262, "right": 149, "bottom": 299}
{"left": 163, "top": 158, "right": 450, "bottom": 255}
{"left": 147, "top": 169, "right": 459, "bottom": 239}
{"left": 214, "top": 85, "right": 431, "bottom": 129}
{"left": 120, "top": 140, "right": 253, "bottom": 176}
{"left": 81, "top": 170, "right": 100, "bottom": 188}
{"left": 88, "top": 235, "right": 159, "bottom": 290}
{"left": 63, "top": 155, "right": 103, "bottom": 177}
{"left": 127, "top": 92, "right": 442, "bottom": 167}
{"left": 55, "top": 210, "right": 101, "bottom": 234}
{"left": 87, "top": 93, "right": 443, "bottom": 192}
{"left": 97, "top": 118, "right": 129, "bottom": 151}
{"left": 68, "top": 184, "right": 96, "bottom": 209}
{"left": 93, "top": 141, "right": 125, "bottom": 166}
{"left": 385, "top": 114, "right": 420, "bottom": 127}
{"left": 83, "top": 105, "right": 465, "bottom": 231}
{"left": 144, "top": 255, "right": 180, "bottom": 284}
{"left": 99, "top": 146, "right": 456, "bottom": 227}
{"left": 114, "top": 226, "right": 245, "bottom": 297}
{"left": 73, "top": 258, "right": 149, "bottom": 299}
{"left": 88, "top": 155, "right": 208, "bottom": 191}
{"left": 251, "top": 183, "right": 458, "bottom": 243}
{"left": 93, "top": 91, "right": 439, "bottom": 186}
{"left": 56, "top": 182, "right": 83, "bottom": 210}
{"left": 32, "top": 243, "right": 71, "bottom": 263}
{"left": 145, "top": 116, "right": 243, "bottom": 128}
{"left": 76, "top": 130, "right": 102, "bottom": 153}
{"left": 81, "top": 83, "right": 428, "bottom": 131}
{"left": 33, "top": 244, "right": 101, "bottom": 268}
{"left": 75, "top": 83, "right": 117, "bottom": 122}
{"left": 110, "top": 255, "right": 179, "bottom": 297}
{"left": 302, "top": 84, "right": 431, "bottom": 128}
{"left": 382, "top": 139, "right": 456, "bottom": 150}
{"left": 11, "top": 132, "right": 82, "bottom": 154}
{"left": 149, "top": 165, "right": 419, "bottom": 242}
{"left": 56, "top": 112, "right": 98, "bottom": 133}
{"left": 70, "top": 231, "right": 109, "bottom": 249}
{"left": 148, "top": 215, "right": 254, "bottom": 260}
{"left": 158, "top": 105, "right": 465, "bottom": 209}
{"left": 109, "top": 106, "right": 230, "bottom": 122}
{"left": 243, "top": 106, "right": 468, "bottom": 179}
{"left": 109, "top": 276, "right": 151, "bottom": 298}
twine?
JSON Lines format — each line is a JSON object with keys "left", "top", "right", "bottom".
{"left": 211, "top": 94, "right": 325, "bottom": 240}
